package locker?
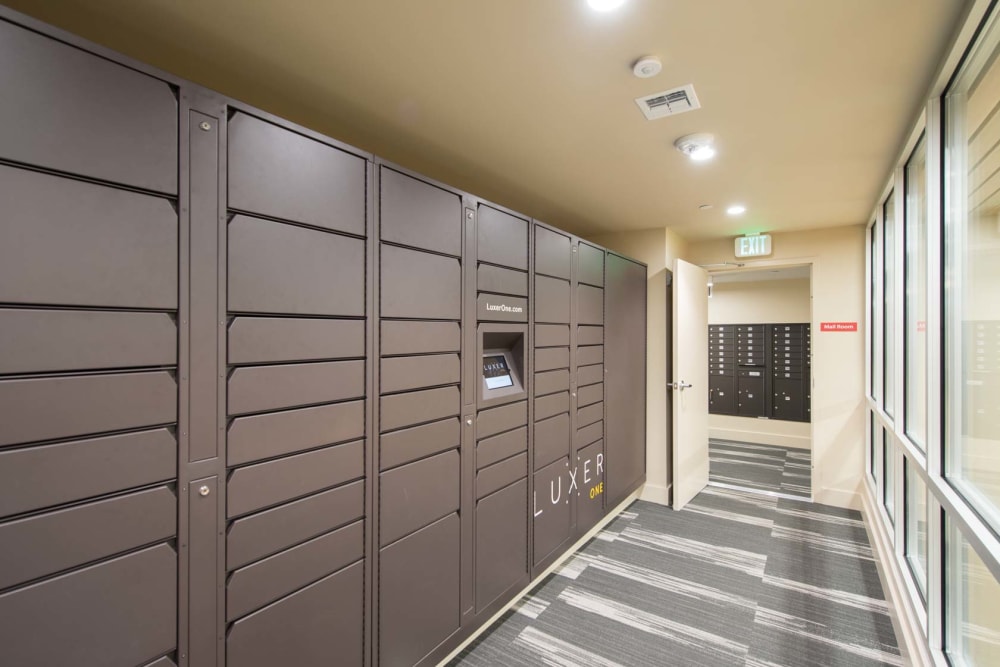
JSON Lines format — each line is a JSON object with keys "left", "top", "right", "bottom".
{"left": 0, "top": 9, "right": 647, "bottom": 667}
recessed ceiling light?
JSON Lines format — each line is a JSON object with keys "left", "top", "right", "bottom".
{"left": 688, "top": 145, "right": 716, "bottom": 161}
{"left": 674, "top": 133, "right": 716, "bottom": 162}
{"left": 632, "top": 56, "right": 662, "bottom": 78}
{"left": 587, "top": 0, "right": 627, "bottom": 12}
{"left": 726, "top": 204, "right": 747, "bottom": 216}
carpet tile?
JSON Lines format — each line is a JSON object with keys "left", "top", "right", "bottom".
{"left": 451, "top": 486, "right": 898, "bottom": 667}
{"left": 710, "top": 439, "right": 812, "bottom": 499}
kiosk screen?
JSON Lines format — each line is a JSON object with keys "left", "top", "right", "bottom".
{"left": 483, "top": 355, "right": 513, "bottom": 389}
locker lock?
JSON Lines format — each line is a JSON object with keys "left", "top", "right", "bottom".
{"left": 466, "top": 418, "right": 473, "bottom": 426}
{"left": 199, "top": 121, "right": 212, "bottom": 131}
{"left": 198, "top": 485, "right": 211, "bottom": 497}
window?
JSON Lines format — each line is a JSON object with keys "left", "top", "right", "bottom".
{"left": 870, "top": 412, "right": 877, "bottom": 481}
{"left": 905, "top": 459, "right": 928, "bottom": 598}
{"left": 884, "top": 429, "right": 895, "bottom": 523}
{"left": 946, "top": 517, "right": 1000, "bottom": 665}
{"left": 944, "top": 10, "right": 1000, "bottom": 532}
{"left": 865, "top": 5, "right": 1000, "bottom": 665}
{"left": 871, "top": 219, "right": 879, "bottom": 402}
{"left": 905, "top": 137, "right": 927, "bottom": 450}
{"left": 883, "top": 192, "right": 896, "bottom": 418}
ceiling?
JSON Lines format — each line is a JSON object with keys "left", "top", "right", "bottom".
{"left": 5, "top": 0, "right": 970, "bottom": 241}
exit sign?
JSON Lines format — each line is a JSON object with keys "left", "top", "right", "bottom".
{"left": 735, "top": 234, "right": 772, "bottom": 258}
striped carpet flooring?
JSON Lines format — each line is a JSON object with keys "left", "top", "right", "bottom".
{"left": 450, "top": 487, "right": 899, "bottom": 666}
{"left": 709, "top": 439, "right": 812, "bottom": 500}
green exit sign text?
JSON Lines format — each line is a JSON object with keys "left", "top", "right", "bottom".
{"left": 734, "top": 234, "right": 772, "bottom": 258}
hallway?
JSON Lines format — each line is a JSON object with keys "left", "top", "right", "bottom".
{"left": 453, "top": 487, "right": 899, "bottom": 666}
{"left": 709, "top": 439, "right": 812, "bottom": 500}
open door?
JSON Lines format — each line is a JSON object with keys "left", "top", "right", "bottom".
{"left": 671, "top": 258, "right": 709, "bottom": 509}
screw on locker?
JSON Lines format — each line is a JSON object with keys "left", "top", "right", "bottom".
{"left": 466, "top": 418, "right": 473, "bottom": 426}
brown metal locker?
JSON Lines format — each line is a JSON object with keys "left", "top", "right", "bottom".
{"left": 573, "top": 242, "right": 607, "bottom": 534}
{"left": 380, "top": 167, "right": 463, "bottom": 256}
{"left": 227, "top": 561, "right": 365, "bottom": 667}
{"left": 225, "top": 110, "right": 370, "bottom": 667}
{"left": 0, "top": 19, "right": 177, "bottom": 193}
{"left": 377, "top": 165, "right": 466, "bottom": 667}
{"left": 532, "top": 456, "right": 573, "bottom": 563}
{"left": 0, "top": 17, "right": 184, "bottom": 667}
{"left": 475, "top": 479, "right": 529, "bottom": 612}
{"left": 477, "top": 205, "right": 529, "bottom": 270}
{"left": 473, "top": 202, "right": 531, "bottom": 628}
{"left": 229, "top": 214, "right": 365, "bottom": 316}
{"left": 575, "top": 439, "right": 606, "bottom": 531}
{"left": 604, "top": 253, "right": 648, "bottom": 508}
{"left": 0, "top": 10, "right": 652, "bottom": 666}
{"left": 379, "top": 514, "right": 461, "bottom": 667}
{"left": 229, "top": 113, "right": 366, "bottom": 236}
{"left": 531, "top": 223, "right": 575, "bottom": 570}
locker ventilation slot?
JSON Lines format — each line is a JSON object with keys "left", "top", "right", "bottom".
{"left": 634, "top": 85, "right": 701, "bottom": 120}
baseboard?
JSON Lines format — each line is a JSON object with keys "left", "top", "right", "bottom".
{"left": 639, "top": 482, "right": 670, "bottom": 505}
{"left": 436, "top": 488, "right": 643, "bottom": 666}
{"left": 813, "top": 486, "right": 860, "bottom": 510}
{"left": 861, "top": 482, "right": 934, "bottom": 667}
{"left": 709, "top": 427, "right": 810, "bottom": 449}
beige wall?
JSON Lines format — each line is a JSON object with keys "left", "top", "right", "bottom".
{"left": 587, "top": 224, "right": 866, "bottom": 509}
{"left": 709, "top": 278, "right": 810, "bottom": 324}
{"left": 708, "top": 277, "right": 812, "bottom": 449}
{"left": 689, "top": 226, "right": 867, "bottom": 508}
{"left": 588, "top": 227, "right": 688, "bottom": 505}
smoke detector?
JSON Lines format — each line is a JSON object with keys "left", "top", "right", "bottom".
{"left": 674, "top": 133, "right": 716, "bottom": 161}
{"left": 632, "top": 56, "right": 662, "bottom": 78}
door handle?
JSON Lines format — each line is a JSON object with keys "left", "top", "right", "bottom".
{"left": 668, "top": 381, "right": 693, "bottom": 390}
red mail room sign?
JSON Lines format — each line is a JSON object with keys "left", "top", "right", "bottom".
{"left": 820, "top": 322, "right": 858, "bottom": 332}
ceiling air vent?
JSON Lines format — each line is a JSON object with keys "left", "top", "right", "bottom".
{"left": 635, "top": 84, "right": 701, "bottom": 120}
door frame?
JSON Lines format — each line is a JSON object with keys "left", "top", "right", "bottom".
{"left": 704, "top": 257, "right": 816, "bottom": 497}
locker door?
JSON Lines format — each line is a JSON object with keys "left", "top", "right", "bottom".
{"left": 771, "top": 378, "right": 804, "bottom": 421}
{"left": 737, "top": 372, "right": 766, "bottom": 417}
{"left": 709, "top": 375, "right": 736, "bottom": 415}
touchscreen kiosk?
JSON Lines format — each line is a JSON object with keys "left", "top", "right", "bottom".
{"left": 483, "top": 355, "right": 514, "bottom": 389}
{"left": 479, "top": 327, "right": 526, "bottom": 404}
